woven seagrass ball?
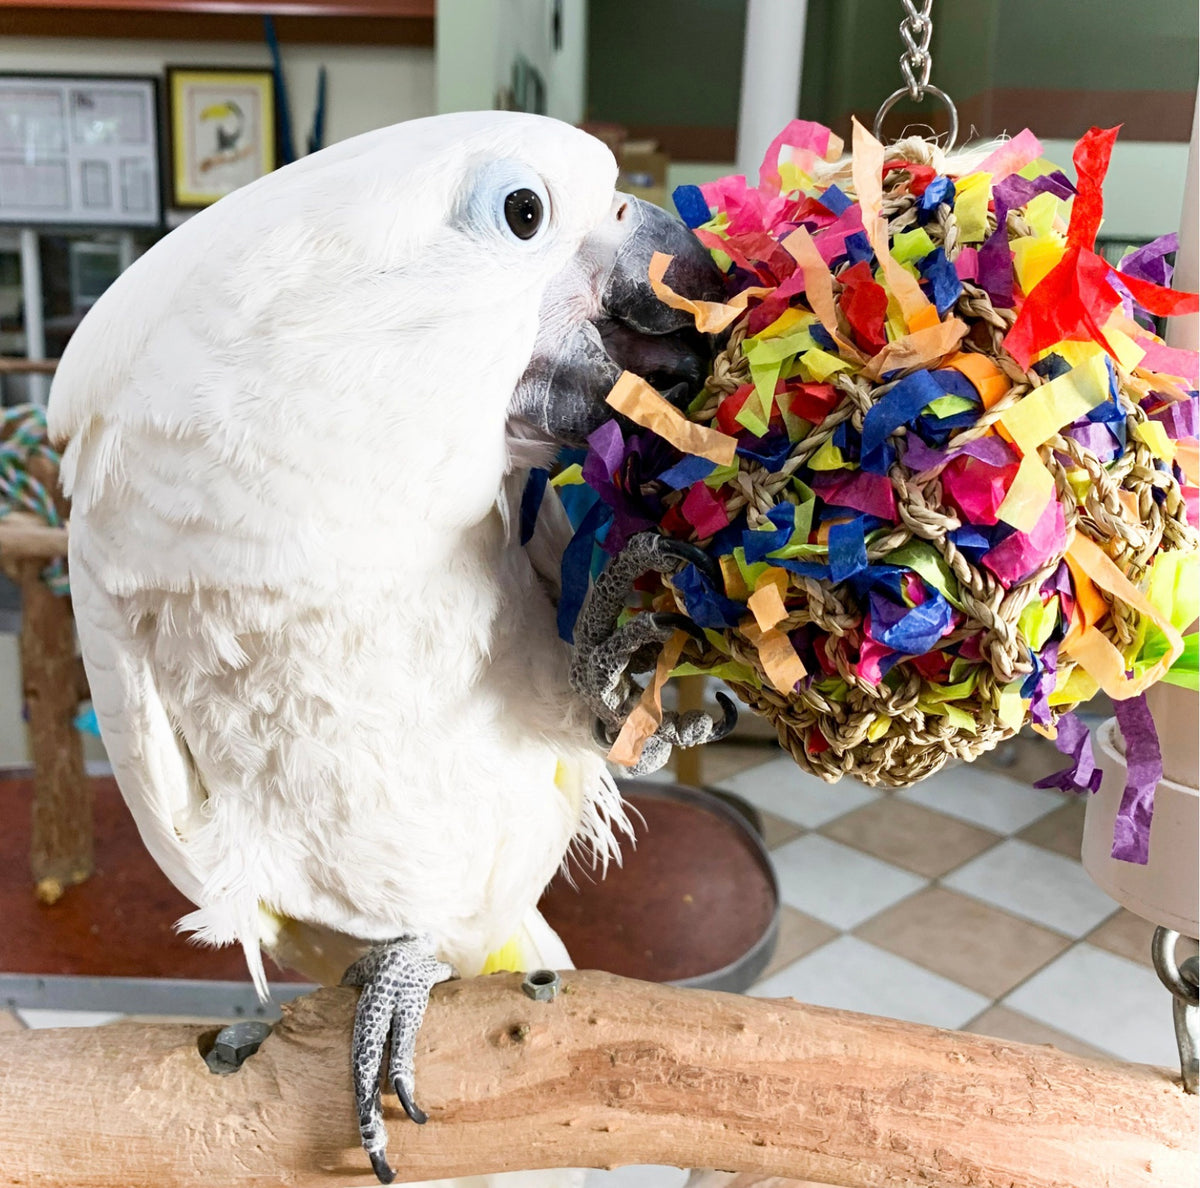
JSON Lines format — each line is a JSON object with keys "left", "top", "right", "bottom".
{"left": 569, "top": 120, "right": 1198, "bottom": 788}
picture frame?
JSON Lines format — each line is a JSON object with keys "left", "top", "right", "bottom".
{"left": 165, "top": 67, "right": 276, "bottom": 210}
{"left": 0, "top": 73, "right": 161, "bottom": 227}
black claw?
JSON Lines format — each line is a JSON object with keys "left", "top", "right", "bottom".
{"left": 395, "top": 1080, "right": 428, "bottom": 1125}
{"left": 648, "top": 612, "right": 708, "bottom": 648}
{"left": 592, "top": 715, "right": 615, "bottom": 748}
{"left": 658, "top": 537, "right": 722, "bottom": 586}
{"left": 711, "top": 691, "right": 739, "bottom": 741}
{"left": 369, "top": 1150, "right": 396, "bottom": 1185}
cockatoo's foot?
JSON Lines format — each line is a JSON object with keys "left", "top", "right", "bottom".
{"left": 341, "top": 935, "right": 455, "bottom": 1184}
{"left": 570, "top": 531, "right": 737, "bottom": 775}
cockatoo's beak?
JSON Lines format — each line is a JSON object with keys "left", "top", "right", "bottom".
{"left": 512, "top": 194, "right": 724, "bottom": 444}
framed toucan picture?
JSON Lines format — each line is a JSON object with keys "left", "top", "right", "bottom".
{"left": 165, "top": 67, "right": 277, "bottom": 210}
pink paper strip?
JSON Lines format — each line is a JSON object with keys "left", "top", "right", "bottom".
{"left": 976, "top": 129, "right": 1044, "bottom": 181}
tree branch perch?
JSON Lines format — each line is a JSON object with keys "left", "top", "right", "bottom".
{"left": 0, "top": 971, "right": 1194, "bottom": 1187}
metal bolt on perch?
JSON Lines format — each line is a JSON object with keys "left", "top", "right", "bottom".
{"left": 521, "top": 970, "right": 560, "bottom": 1002}
{"left": 205, "top": 1020, "right": 273, "bottom": 1075}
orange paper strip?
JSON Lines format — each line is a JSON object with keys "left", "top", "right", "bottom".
{"left": 945, "top": 351, "right": 1012, "bottom": 409}
{"left": 781, "top": 227, "right": 865, "bottom": 363}
{"left": 606, "top": 372, "right": 738, "bottom": 466}
{"left": 606, "top": 628, "right": 688, "bottom": 767}
{"left": 1062, "top": 545, "right": 1108, "bottom": 649}
{"left": 851, "top": 119, "right": 938, "bottom": 331}
{"left": 743, "top": 618, "right": 807, "bottom": 694}
{"left": 1061, "top": 534, "right": 1184, "bottom": 698}
{"left": 861, "top": 318, "right": 969, "bottom": 380}
{"left": 648, "top": 252, "right": 768, "bottom": 334}
{"left": 748, "top": 566, "right": 790, "bottom": 631}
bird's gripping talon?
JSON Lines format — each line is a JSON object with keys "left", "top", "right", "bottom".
{"left": 571, "top": 531, "right": 737, "bottom": 773}
{"left": 341, "top": 935, "right": 455, "bottom": 1184}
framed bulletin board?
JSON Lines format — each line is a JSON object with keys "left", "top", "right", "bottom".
{"left": 0, "top": 74, "right": 161, "bottom": 227}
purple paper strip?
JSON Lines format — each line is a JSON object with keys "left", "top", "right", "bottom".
{"left": 903, "top": 433, "right": 1017, "bottom": 473}
{"left": 1110, "top": 695, "right": 1163, "bottom": 865}
{"left": 1034, "top": 712, "right": 1103, "bottom": 794}
{"left": 1068, "top": 420, "right": 1120, "bottom": 459}
{"left": 1119, "top": 232, "right": 1179, "bottom": 289}
{"left": 977, "top": 226, "right": 1015, "bottom": 308}
{"left": 1028, "top": 640, "right": 1058, "bottom": 727}
{"left": 1151, "top": 396, "right": 1198, "bottom": 440}
{"left": 992, "top": 170, "right": 1075, "bottom": 230}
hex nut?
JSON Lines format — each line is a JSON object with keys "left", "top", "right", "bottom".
{"left": 206, "top": 1020, "right": 273, "bottom": 1074}
{"left": 521, "top": 969, "right": 560, "bottom": 1002}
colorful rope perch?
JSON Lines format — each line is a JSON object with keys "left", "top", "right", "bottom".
{"left": 0, "top": 404, "right": 69, "bottom": 595}
{"left": 559, "top": 121, "right": 1199, "bottom": 852}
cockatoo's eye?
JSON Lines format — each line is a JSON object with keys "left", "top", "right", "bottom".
{"left": 504, "top": 188, "right": 544, "bottom": 240}
{"left": 457, "top": 160, "right": 551, "bottom": 245}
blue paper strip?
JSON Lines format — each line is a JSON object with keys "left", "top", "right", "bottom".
{"left": 829, "top": 517, "right": 868, "bottom": 582}
{"left": 673, "top": 562, "right": 746, "bottom": 629}
{"left": 918, "top": 247, "right": 963, "bottom": 316}
{"left": 818, "top": 183, "right": 853, "bottom": 216}
{"left": 862, "top": 369, "right": 945, "bottom": 453}
{"left": 658, "top": 453, "right": 717, "bottom": 489}
{"left": 673, "top": 184, "right": 712, "bottom": 229}
{"left": 557, "top": 496, "right": 610, "bottom": 644}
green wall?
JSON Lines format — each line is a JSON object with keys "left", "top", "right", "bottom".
{"left": 587, "top": 0, "right": 1198, "bottom": 143}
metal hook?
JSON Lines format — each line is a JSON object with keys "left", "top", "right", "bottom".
{"left": 1152, "top": 927, "right": 1199, "bottom": 1094}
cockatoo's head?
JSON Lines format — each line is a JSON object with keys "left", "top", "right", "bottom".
{"left": 255, "top": 110, "right": 721, "bottom": 448}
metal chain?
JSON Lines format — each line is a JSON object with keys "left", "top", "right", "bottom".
{"left": 899, "top": 0, "right": 934, "bottom": 101}
{"left": 874, "top": 0, "right": 958, "bottom": 149}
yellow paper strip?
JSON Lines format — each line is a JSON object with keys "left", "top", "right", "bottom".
{"left": 953, "top": 171, "right": 993, "bottom": 243}
{"left": 743, "top": 618, "right": 807, "bottom": 694}
{"left": 1000, "top": 351, "right": 1110, "bottom": 451}
{"left": 996, "top": 452, "right": 1056, "bottom": 532}
{"left": 1131, "top": 420, "right": 1177, "bottom": 462}
{"left": 748, "top": 566, "right": 789, "bottom": 631}
{"left": 995, "top": 352, "right": 1110, "bottom": 531}
{"left": 606, "top": 629, "right": 688, "bottom": 767}
{"left": 1062, "top": 534, "right": 1184, "bottom": 699}
{"left": 861, "top": 318, "right": 969, "bottom": 381}
{"left": 648, "top": 252, "right": 768, "bottom": 334}
{"left": 606, "top": 372, "right": 738, "bottom": 466}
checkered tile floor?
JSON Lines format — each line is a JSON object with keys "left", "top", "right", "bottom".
{"left": 2, "top": 738, "right": 1193, "bottom": 1188}
{"left": 700, "top": 740, "right": 1193, "bottom": 1068}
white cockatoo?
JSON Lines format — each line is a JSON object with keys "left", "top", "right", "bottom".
{"left": 48, "top": 110, "right": 731, "bottom": 1183}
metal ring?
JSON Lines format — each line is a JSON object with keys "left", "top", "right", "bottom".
{"left": 1152, "top": 927, "right": 1200, "bottom": 1007}
{"left": 872, "top": 84, "right": 959, "bottom": 152}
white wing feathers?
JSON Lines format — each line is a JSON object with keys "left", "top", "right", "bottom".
{"left": 71, "top": 551, "right": 272, "bottom": 996}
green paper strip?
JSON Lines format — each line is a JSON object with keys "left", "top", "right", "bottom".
{"left": 886, "top": 540, "right": 964, "bottom": 609}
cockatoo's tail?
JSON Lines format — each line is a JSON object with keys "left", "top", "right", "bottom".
{"left": 561, "top": 119, "right": 1199, "bottom": 870}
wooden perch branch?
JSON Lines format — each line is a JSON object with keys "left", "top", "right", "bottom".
{"left": 0, "top": 971, "right": 1195, "bottom": 1187}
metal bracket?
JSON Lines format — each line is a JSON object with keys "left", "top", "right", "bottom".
{"left": 1152, "top": 927, "right": 1199, "bottom": 1093}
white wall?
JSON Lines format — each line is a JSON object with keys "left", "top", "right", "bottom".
{"left": 0, "top": 37, "right": 436, "bottom": 150}
{"left": 436, "top": 0, "right": 586, "bottom": 123}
